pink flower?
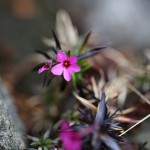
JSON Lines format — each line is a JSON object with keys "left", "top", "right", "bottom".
{"left": 51, "top": 51, "right": 81, "bottom": 81}
{"left": 60, "top": 121, "right": 82, "bottom": 150}
{"left": 38, "top": 60, "right": 52, "bottom": 74}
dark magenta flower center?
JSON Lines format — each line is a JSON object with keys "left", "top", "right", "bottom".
{"left": 44, "top": 63, "right": 50, "bottom": 69}
{"left": 63, "top": 60, "right": 71, "bottom": 68}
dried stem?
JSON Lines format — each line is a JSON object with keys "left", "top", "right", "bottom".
{"left": 119, "top": 113, "right": 150, "bottom": 136}
{"left": 128, "top": 83, "right": 150, "bottom": 105}
{"left": 73, "top": 92, "right": 97, "bottom": 111}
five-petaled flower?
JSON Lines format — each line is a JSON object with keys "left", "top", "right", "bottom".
{"left": 38, "top": 60, "right": 52, "bottom": 74}
{"left": 60, "top": 120, "right": 82, "bottom": 150}
{"left": 51, "top": 51, "right": 81, "bottom": 81}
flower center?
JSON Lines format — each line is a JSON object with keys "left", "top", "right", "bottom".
{"left": 44, "top": 62, "right": 51, "bottom": 69}
{"left": 63, "top": 60, "right": 71, "bottom": 68}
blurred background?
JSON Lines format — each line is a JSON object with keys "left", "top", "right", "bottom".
{"left": 0, "top": 0, "right": 150, "bottom": 149}
{"left": 1, "top": 0, "right": 150, "bottom": 60}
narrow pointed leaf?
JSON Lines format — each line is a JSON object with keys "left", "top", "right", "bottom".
{"left": 44, "top": 139, "right": 54, "bottom": 145}
{"left": 78, "top": 108, "right": 91, "bottom": 124}
{"left": 95, "top": 92, "right": 106, "bottom": 129}
{"left": 36, "top": 50, "right": 51, "bottom": 59}
{"left": 93, "top": 138, "right": 101, "bottom": 150}
{"left": 44, "top": 125, "right": 52, "bottom": 139}
{"left": 52, "top": 30, "right": 61, "bottom": 49}
{"left": 49, "top": 46, "right": 57, "bottom": 54}
{"left": 27, "top": 135, "right": 39, "bottom": 141}
{"left": 43, "top": 146, "right": 48, "bottom": 150}
{"left": 31, "top": 141, "right": 41, "bottom": 146}
{"left": 77, "top": 46, "right": 107, "bottom": 60}
{"left": 32, "top": 63, "right": 45, "bottom": 72}
{"left": 43, "top": 72, "right": 47, "bottom": 87}
{"left": 79, "top": 31, "right": 91, "bottom": 52}
{"left": 46, "top": 75, "right": 55, "bottom": 86}
{"left": 101, "top": 134, "right": 121, "bottom": 150}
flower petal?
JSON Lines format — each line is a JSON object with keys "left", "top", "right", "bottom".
{"left": 61, "top": 131, "right": 82, "bottom": 150}
{"left": 63, "top": 69, "right": 72, "bottom": 81}
{"left": 56, "top": 51, "right": 67, "bottom": 62}
{"left": 38, "top": 65, "right": 49, "bottom": 74}
{"left": 70, "top": 64, "right": 81, "bottom": 72}
{"left": 68, "top": 56, "right": 77, "bottom": 64}
{"left": 61, "top": 121, "right": 70, "bottom": 130}
{"left": 51, "top": 63, "right": 63, "bottom": 75}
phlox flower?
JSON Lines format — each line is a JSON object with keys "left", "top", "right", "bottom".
{"left": 51, "top": 51, "right": 81, "bottom": 81}
{"left": 60, "top": 121, "right": 82, "bottom": 150}
{"left": 38, "top": 60, "right": 52, "bottom": 74}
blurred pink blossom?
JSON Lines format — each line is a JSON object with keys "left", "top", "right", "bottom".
{"left": 60, "top": 121, "right": 82, "bottom": 150}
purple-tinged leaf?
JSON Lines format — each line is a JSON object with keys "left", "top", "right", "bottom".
{"left": 27, "top": 135, "right": 39, "bottom": 141}
{"left": 44, "top": 128, "right": 51, "bottom": 139}
{"left": 77, "top": 46, "right": 107, "bottom": 60}
{"left": 101, "top": 134, "right": 121, "bottom": 150}
{"left": 78, "top": 108, "right": 91, "bottom": 124}
{"left": 95, "top": 92, "right": 106, "bottom": 130}
{"left": 109, "top": 123, "right": 122, "bottom": 129}
{"left": 46, "top": 75, "right": 55, "bottom": 86}
{"left": 92, "top": 136, "right": 102, "bottom": 150}
{"left": 103, "top": 116, "right": 114, "bottom": 125}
